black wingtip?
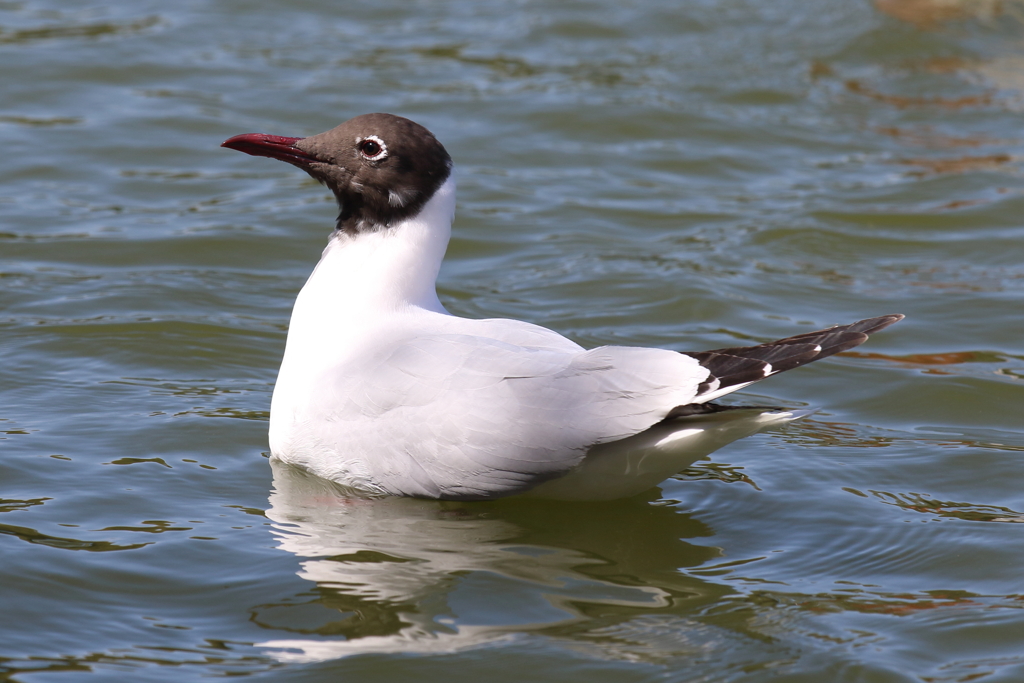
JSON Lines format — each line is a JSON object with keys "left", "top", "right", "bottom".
{"left": 682, "top": 313, "right": 905, "bottom": 401}
{"left": 846, "top": 314, "right": 905, "bottom": 336}
{"left": 776, "top": 313, "right": 904, "bottom": 343}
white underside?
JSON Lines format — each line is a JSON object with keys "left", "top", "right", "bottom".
{"left": 524, "top": 408, "right": 812, "bottom": 501}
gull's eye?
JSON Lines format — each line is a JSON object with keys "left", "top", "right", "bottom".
{"left": 358, "top": 136, "right": 387, "bottom": 161}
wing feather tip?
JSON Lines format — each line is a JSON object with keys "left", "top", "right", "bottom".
{"left": 683, "top": 313, "right": 904, "bottom": 402}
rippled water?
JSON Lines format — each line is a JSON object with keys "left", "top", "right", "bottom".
{"left": 3, "top": 0, "right": 1024, "bottom": 680}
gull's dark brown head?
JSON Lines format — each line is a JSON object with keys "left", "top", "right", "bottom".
{"left": 222, "top": 113, "right": 452, "bottom": 234}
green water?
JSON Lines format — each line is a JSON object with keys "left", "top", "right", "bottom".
{"left": 3, "top": 0, "right": 1024, "bottom": 680}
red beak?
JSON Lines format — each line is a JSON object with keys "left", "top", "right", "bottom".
{"left": 221, "top": 133, "right": 318, "bottom": 167}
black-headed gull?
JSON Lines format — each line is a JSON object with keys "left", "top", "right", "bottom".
{"left": 222, "top": 113, "right": 902, "bottom": 501}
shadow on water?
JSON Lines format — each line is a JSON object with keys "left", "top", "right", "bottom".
{"left": 257, "top": 459, "right": 731, "bottom": 662}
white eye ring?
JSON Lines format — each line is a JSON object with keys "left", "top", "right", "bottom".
{"left": 357, "top": 135, "right": 388, "bottom": 161}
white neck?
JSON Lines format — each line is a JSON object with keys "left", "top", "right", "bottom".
{"left": 280, "top": 176, "right": 456, "bottom": 361}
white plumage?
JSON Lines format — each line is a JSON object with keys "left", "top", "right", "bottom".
{"left": 269, "top": 177, "right": 716, "bottom": 499}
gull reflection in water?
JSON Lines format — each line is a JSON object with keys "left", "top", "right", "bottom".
{"left": 258, "top": 458, "right": 729, "bottom": 662}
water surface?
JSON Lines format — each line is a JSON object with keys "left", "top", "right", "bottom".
{"left": 3, "top": 1, "right": 1024, "bottom": 680}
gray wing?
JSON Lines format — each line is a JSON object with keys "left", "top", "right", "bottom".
{"left": 317, "top": 332, "right": 709, "bottom": 500}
